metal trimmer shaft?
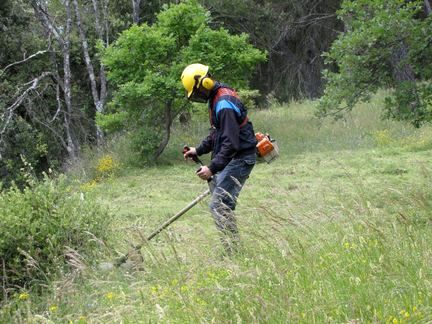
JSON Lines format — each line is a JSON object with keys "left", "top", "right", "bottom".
{"left": 115, "top": 188, "right": 211, "bottom": 266}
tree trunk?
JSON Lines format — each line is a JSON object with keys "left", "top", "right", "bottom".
{"left": 74, "top": 0, "right": 108, "bottom": 143}
{"left": 154, "top": 102, "right": 172, "bottom": 159}
{"left": 390, "top": 41, "right": 420, "bottom": 115}
{"left": 91, "top": 0, "right": 108, "bottom": 109}
{"left": 425, "top": 0, "right": 432, "bottom": 16}
{"left": 390, "top": 42, "right": 416, "bottom": 83}
{"left": 92, "top": 0, "right": 109, "bottom": 144}
{"left": 63, "top": 0, "right": 78, "bottom": 160}
{"left": 31, "top": 0, "right": 78, "bottom": 160}
{"left": 73, "top": 0, "right": 101, "bottom": 112}
{"left": 132, "top": 0, "right": 141, "bottom": 24}
{"left": 91, "top": 0, "right": 103, "bottom": 38}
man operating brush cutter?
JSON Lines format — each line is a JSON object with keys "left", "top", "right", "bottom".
{"left": 181, "top": 63, "right": 257, "bottom": 255}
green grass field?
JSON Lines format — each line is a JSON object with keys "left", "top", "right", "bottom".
{"left": 3, "top": 95, "right": 432, "bottom": 323}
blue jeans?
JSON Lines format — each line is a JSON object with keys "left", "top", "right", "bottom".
{"left": 209, "top": 154, "right": 256, "bottom": 251}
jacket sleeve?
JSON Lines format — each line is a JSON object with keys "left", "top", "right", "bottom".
{"left": 208, "top": 109, "right": 240, "bottom": 174}
{"left": 196, "top": 129, "right": 215, "bottom": 156}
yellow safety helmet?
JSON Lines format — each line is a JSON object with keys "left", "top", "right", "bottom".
{"left": 181, "top": 63, "right": 215, "bottom": 101}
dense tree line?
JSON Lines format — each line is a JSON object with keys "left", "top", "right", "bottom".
{"left": 0, "top": 0, "right": 146, "bottom": 186}
{"left": 0, "top": 0, "right": 342, "bottom": 186}
{"left": 1, "top": 0, "right": 431, "bottom": 187}
{"left": 201, "top": 0, "right": 343, "bottom": 101}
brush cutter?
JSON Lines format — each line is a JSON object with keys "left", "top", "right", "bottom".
{"left": 113, "top": 146, "right": 211, "bottom": 267}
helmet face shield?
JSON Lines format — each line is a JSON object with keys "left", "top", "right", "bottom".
{"left": 189, "top": 86, "right": 211, "bottom": 103}
{"left": 187, "top": 74, "right": 212, "bottom": 103}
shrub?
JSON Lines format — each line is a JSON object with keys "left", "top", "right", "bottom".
{"left": 0, "top": 175, "right": 113, "bottom": 297}
{"left": 238, "top": 89, "right": 261, "bottom": 110}
{"left": 96, "top": 154, "right": 119, "bottom": 179}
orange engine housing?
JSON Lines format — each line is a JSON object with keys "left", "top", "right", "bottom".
{"left": 255, "top": 132, "right": 274, "bottom": 157}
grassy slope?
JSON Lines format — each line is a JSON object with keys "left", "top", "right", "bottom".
{"left": 4, "top": 95, "right": 432, "bottom": 323}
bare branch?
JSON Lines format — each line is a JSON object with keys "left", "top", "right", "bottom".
{"left": 24, "top": 102, "right": 69, "bottom": 151}
{"left": 0, "top": 72, "right": 52, "bottom": 134}
{"left": 31, "top": 0, "right": 63, "bottom": 44}
{"left": 51, "top": 83, "right": 62, "bottom": 123}
{"left": 0, "top": 50, "right": 49, "bottom": 77}
{"left": 0, "top": 72, "right": 52, "bottom": 158}
{"left": 294, "top": 13, "right": 337, "bottom": 27}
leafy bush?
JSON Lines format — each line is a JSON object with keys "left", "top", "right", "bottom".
{"left": 0, "top": 117, "right": 62, "bottom": 189}
{"left": 0, "top": 175, "right": 113, "bottom": 297}
{"left": 238, "top": 89, "right": 261, "bottom": 110}
{"left": 95, "top": 155, "right": 119, "bottom": 178}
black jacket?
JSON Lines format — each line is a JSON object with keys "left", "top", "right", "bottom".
{"left": 196, "top": 83, "right": 257, "bottom": 174}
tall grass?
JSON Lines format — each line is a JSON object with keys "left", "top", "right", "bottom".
{"left": 2, "top": 94, "right": 432, "bottom": 323}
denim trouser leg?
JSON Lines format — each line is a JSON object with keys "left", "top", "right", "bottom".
{"left": 209, "top": 154, "right": 255, "bottom": 252}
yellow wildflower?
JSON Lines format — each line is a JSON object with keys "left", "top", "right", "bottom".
{"left": 18, "top": 292, "right": 29, "bottom": 301}
{"left": 49, "top": 305, "right": 58, "bottom": 313}
{"left": 96, "top": 155, "right": 118, "bottom": 175}
{"left": 105, "top": 292, "right": 114, "bottom": 300}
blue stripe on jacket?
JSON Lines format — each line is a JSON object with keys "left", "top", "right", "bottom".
{"left": 214, "top": 99, "right": 241, "bottom": 121}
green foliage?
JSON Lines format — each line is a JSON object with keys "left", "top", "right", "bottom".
{"left": 96, "top": 111, "right": 128, "bottom": 134}
{"left": 157, "top": 0, "right": 210, "bottom": 46}
{"left": 0, "top": 0, "right": 64, "bottom": 188}
{"left": 237, "top": 89, "right": 261, "bottom": 110}
{"left": 317, "top": 0, "right": 432, "bottom": 126}
{"left": 0, "top": 175, "right": 112, "bottom": 296}
{"left": 182, "top": 26, "right": 266, "bottom": 87}
{"left": 0, "top": 117, "right": 60, "bottom": 189}
{"left": 384, "top": 82, "right": 432, "bottom": 126}
{"left": 100, "top": 0, "right": 266, "bottom": 162}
